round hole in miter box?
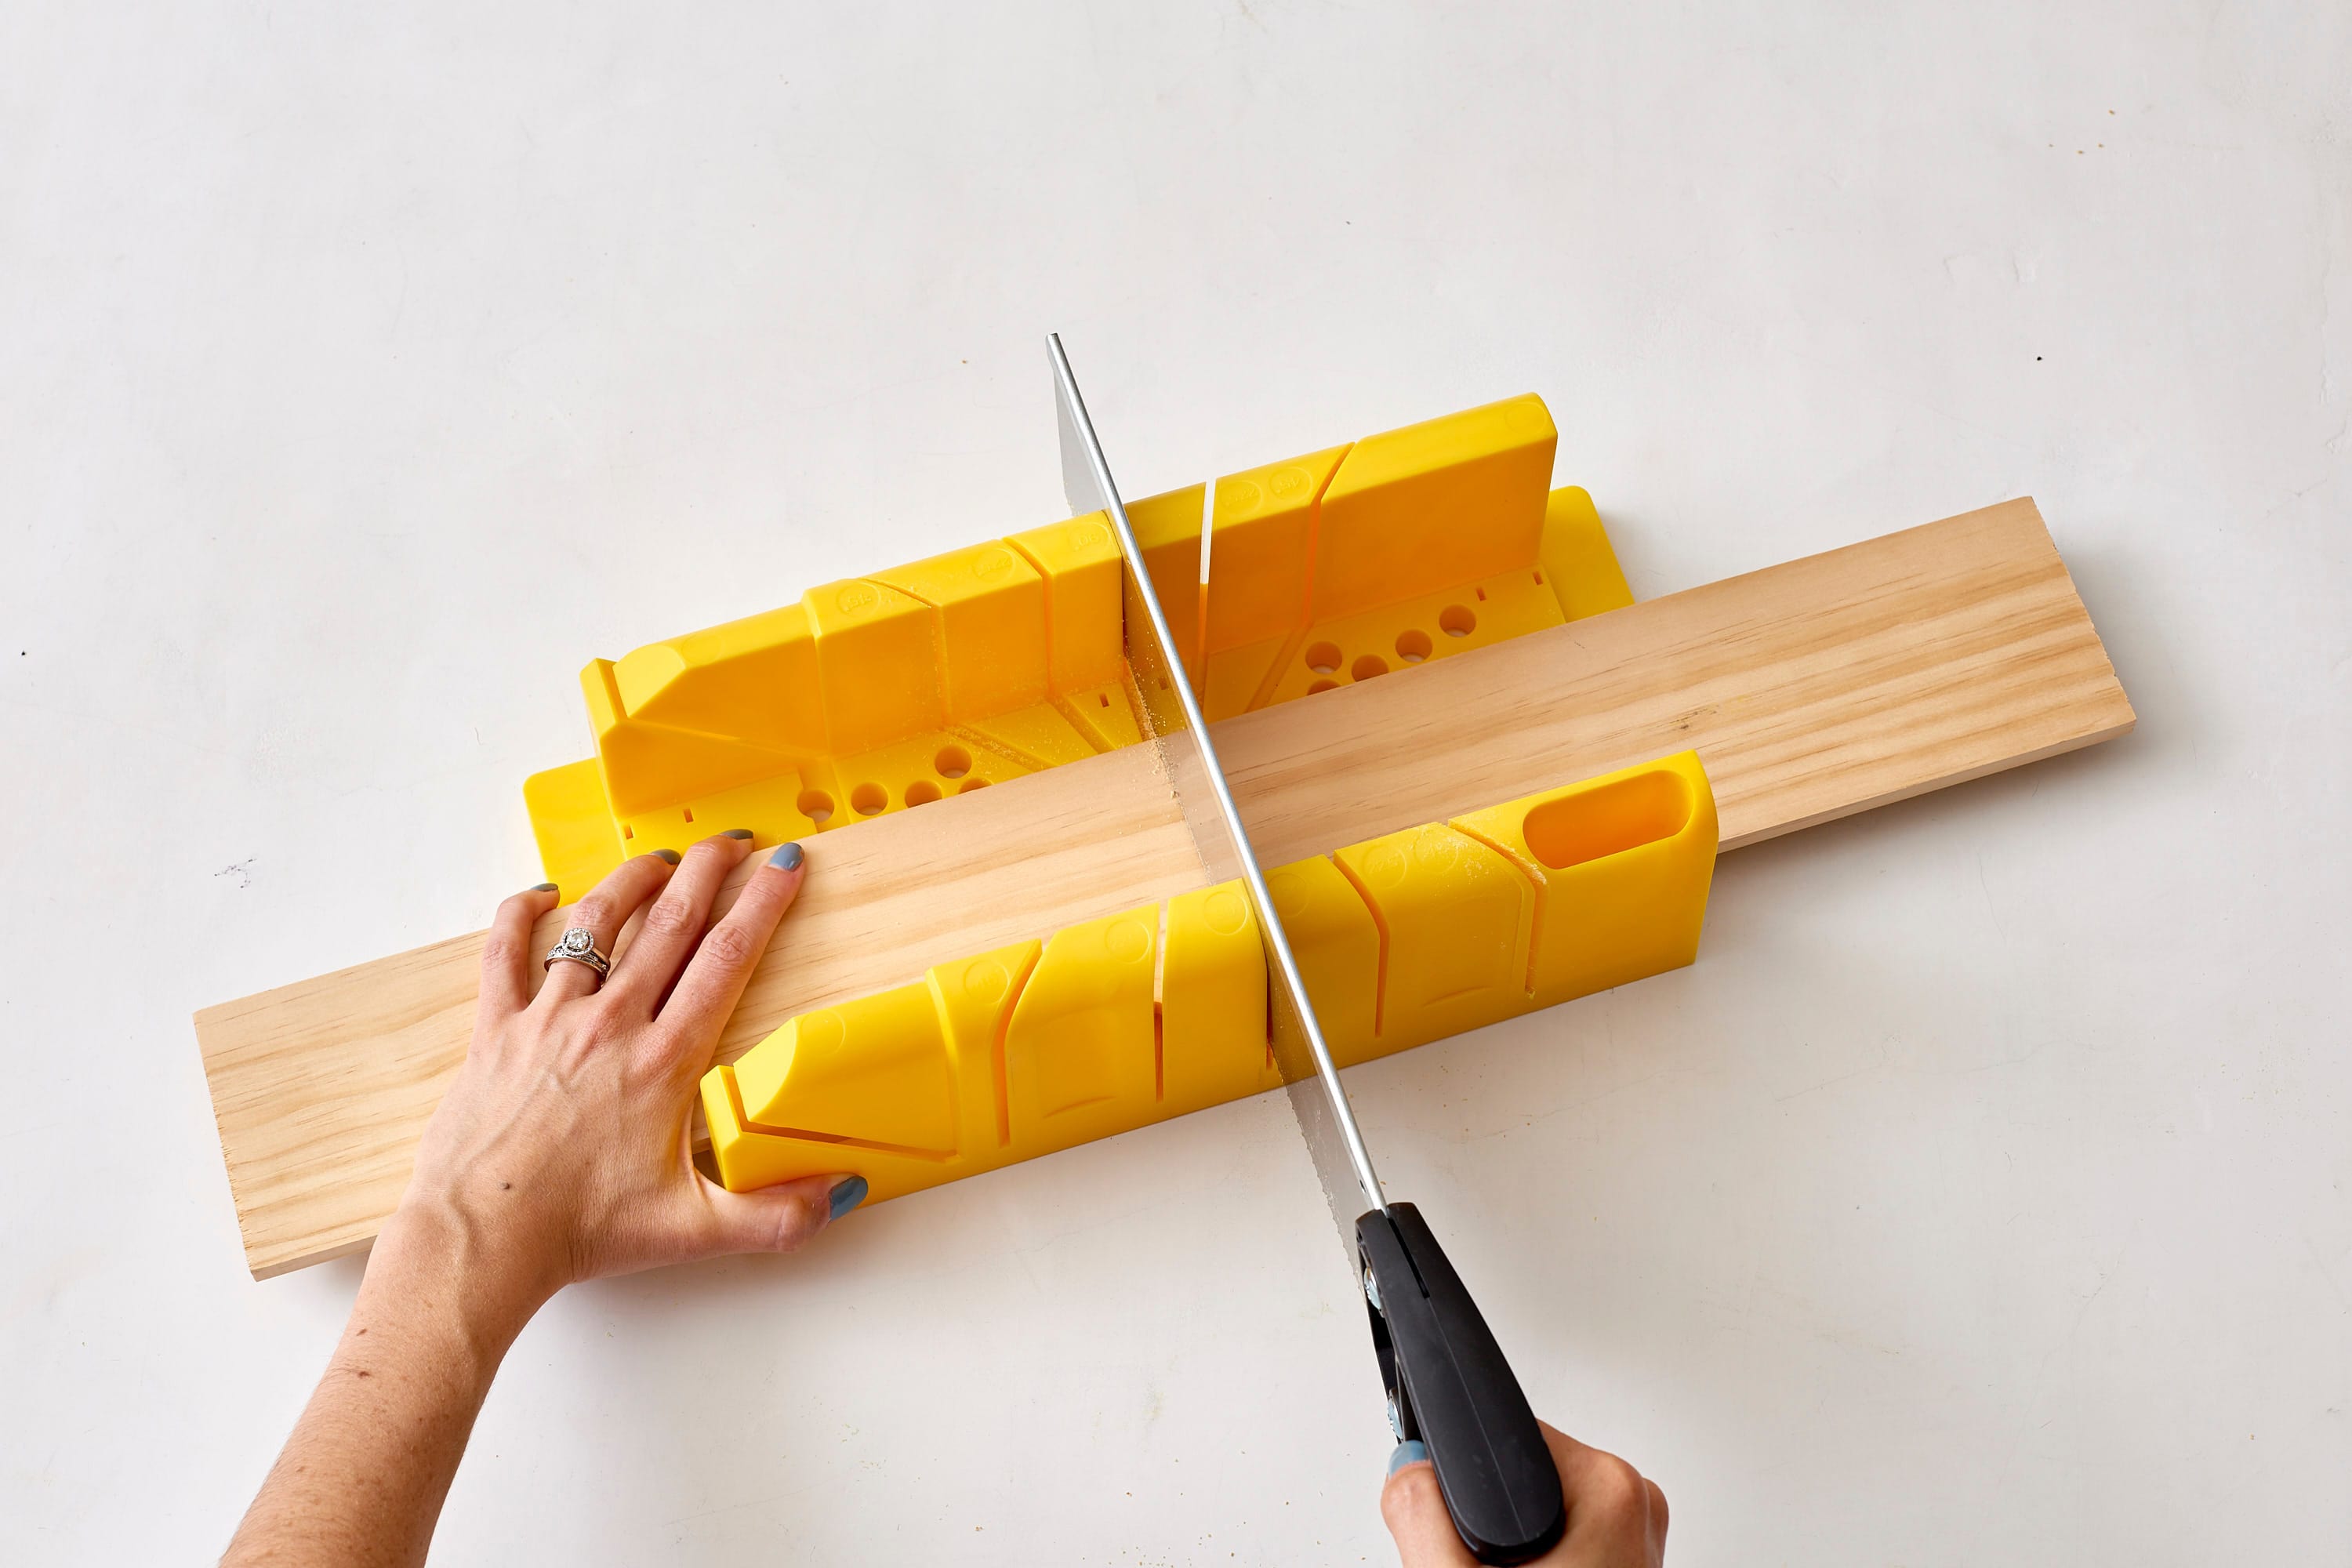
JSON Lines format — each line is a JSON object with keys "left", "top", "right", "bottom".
{"left": 1352, "top": 655, "right": 1388, "bottom": 681}
{"left": 1395, "top": 629, "right": 1432, "bottom": 664}
{"left": 905, "top": 780, "right": 942, "bottom": 808}
{"left": 1439, "top": 604, "right": 1477, "bottom": 638}
{"left": 957, "top": 778, "right": 989, "bottom": 794}
{"left": 1307, "top": 678, "right": 1339, "bottom": 695}
{"left": 797, "top": 790, "right": 834, "bottom": 826}
{"left": 851, "top": 782, "right": 887, "bottom": 815}
{"left": 935, "top": 745, "right": 971, "bottom": 779}
{"left": 1305, "top": 641, "right": 1342, "bottom": 674}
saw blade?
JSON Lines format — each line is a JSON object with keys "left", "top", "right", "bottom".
{"left": 1047, "top": 332, "right": 1385, "bottom": 1257}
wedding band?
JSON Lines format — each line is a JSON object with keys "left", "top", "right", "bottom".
{"left": 543, "top": 927, "right": 612, "bottom": 980}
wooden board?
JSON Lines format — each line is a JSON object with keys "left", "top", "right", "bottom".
{"left": 197, "top": 498, "right": 2134, "bottom": 1279}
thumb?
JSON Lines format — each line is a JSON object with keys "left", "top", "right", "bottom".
{"left": 1380, "top": 1443, "right": 1478, "bottom": 1566}
{"left": 691, "top": 1172, "right": 866, "bottom": 1259}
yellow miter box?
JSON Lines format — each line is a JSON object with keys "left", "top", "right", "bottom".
{"left": 523, "top": 517, "right": 1140, "bottom": 897}
{"left": 702, "top": 752, "right": 1717, "bottom": 1201}
{"left": 525, "top": 394, "right": 1637, "bottom": 898}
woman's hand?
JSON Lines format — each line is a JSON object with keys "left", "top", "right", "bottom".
{"left": 227, "top": 832, "right": 855, "bottom": 1568}
{"left": 397, "top": 832, "right": 858, "bottom": 1335}
{"left": 1381, "top": 1423, "right": 1667, "bottom": 1566}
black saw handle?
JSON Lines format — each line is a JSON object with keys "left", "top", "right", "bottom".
{"left": 1358, "top": 1202, "right": 1566, "bottom": 1564}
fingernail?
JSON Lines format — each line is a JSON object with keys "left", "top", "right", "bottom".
{"left": 769, "top": 841, "right": 804, "bottom": 871}
{"left": 652, "top": 848, "right": 681, "bottom": 865}
{"left": 721, "top": 828, "right": 754, "bottom": 840}
{"left": 1387, "top": 1440, "right": 1428, "bottom": 1477}
{"left": 827, "top": 1174, "right": 868, "bottom": 1221}
{"left": 530, "top": 882, "right": 557, "bottom": 893}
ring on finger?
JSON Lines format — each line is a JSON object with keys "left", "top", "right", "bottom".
{"left": 543, "top": 927, "right": 612, "bottom": 981}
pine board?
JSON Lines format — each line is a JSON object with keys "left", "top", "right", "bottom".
{"left": 196, "top": 497, "right": 2134, "bottom": 1279}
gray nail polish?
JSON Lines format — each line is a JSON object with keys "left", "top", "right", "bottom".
{"left": 722, "top": 828, "right": 754, "bottom": 840}
{"left": 1388, "top": 1440, "right": 1428, "bottom": 1476}
{"left": 770, "top": 841, "right": 804, "bottom": 871}
{"left": 530, "top": 882, "right": 557, "bottom": 893}
{"left": 652, "top": 848, "right": 681, "bottom": 866}
{"left": 828, "top": 1174, "right": 868, "bottom": 1220}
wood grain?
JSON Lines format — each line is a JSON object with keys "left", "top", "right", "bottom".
{"left": 197, "top": 497, "right": 2133, "bottom": 1278}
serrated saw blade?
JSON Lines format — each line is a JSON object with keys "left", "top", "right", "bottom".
{"left": 1047, "top": 332, "right": 1386, "bottom": 1260}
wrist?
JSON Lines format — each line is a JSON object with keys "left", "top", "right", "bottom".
{"left": 365, "top": 1189, "right": 560, "bottom": 1359}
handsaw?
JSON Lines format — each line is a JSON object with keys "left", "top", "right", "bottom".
{"left": 1048, "top": 335, "right": 1569, "bottom": 1563}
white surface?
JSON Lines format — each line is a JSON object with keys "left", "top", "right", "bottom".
{"left": 3, "top": 3, "right": 2346, "bottom": 1563}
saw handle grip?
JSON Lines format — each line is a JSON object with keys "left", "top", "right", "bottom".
{"left": 1358, "top": 1203, "right": 1566, "bottom": 1565}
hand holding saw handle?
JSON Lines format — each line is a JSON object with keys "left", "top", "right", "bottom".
{"left": 1048, "top": 335, "right": 1572, "bottom": 1563}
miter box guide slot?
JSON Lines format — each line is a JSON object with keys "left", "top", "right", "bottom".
{"left": 523, "top": 393, "right": 1635, "bottom": 898}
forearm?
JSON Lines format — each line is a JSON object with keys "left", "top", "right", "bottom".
{"left": 225, "top": 1202, "right": 544, "bottom": 1567}
{"left": 227, "top": 842, "right": 824, "bottom": 1563}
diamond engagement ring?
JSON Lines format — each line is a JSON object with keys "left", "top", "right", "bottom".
{"left": 543, "top": 927, "right": 612, "bottom": 980}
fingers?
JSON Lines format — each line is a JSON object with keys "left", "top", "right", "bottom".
{"left": 601, "top": 833, "right": 753, "bottom": 1014}
{"left": 1379, "top": 1446, "right": 1476, "bottom": 1567}
{"left": 1380, "top": 1424, "right": 1666, "bottom": 1566}
{"left": 1546, "top": 1422, "right": 1668, "bottom": 1561}
{"left": 535, "top": 851, "right": 678, "bottom": 1007}
{"left": 675, "top": 1171, "right": 855, "bottom": 1264}
{"left": 655, "top": 841, "right": 807, "bottom": 1046}
{"left": 479, "top": 885, "right": 559, "bottom": 1019}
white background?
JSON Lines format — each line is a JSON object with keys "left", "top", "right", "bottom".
{"left": 4, "top": 3, "right": 2347, "bottom": 1563}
